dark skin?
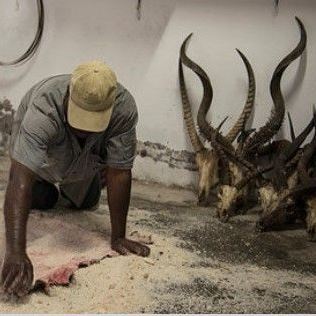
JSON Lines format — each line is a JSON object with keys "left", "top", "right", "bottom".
{"left": 1, "top": 99, "right": 150, "bottom": 298}
{"left": 1, "top": 160, "right": 35, "bottom": 298}
{"left": 70, "top": 122, "right": 149, "bottom": 255}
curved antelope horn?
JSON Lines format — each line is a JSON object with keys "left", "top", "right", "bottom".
{"left": 237, "top": 127, "right": 256, "bottom": 144}
{"left": 210, "top": 118, "right": 258, "bottom": 174}
{"left": 211, "top": 116, "right": 256, "bottom": 172}
{"left": 213, "top": 131, "right": 258, "bottom": 173}
{"left": 272, "top": 178, "right": 316, "bottom": 214}
{"left": 235, "top": 164, "right": 273, "bottom": 190}
{"left": 179, "top": 34, "right": 205, "bottom": 153}
{"left": 225, "top": 49, "right": 256, "bottom": 143}
{"left": 216, "top": 116, "right": 229, "bottom": 131}
{"left": 287, "top": 112, "right": 296, "bottom": 142}
{"left": 280, "top": 114, "right": 314, "bottom": 163}
{"left": 213, "top": 117, "right": 240, "bottom": 185}
{"left": 210, "top": 118, "right": 231, "bottom": 181}
{"left": 297, "top": 109, "right": 316, "bottom": 183}
{"left": 285, "top": 150, "right": 302, "bottom": 170}
{"left": 281, "top": 178, "right": 316, "bottom": 204}
{"left": 272, "top": 112, "right": 314, "bottom": 190}
{"left": 179, "top": 33, "right": 234, "bottom": 152}
{"left": 243, "top": 17, "right": 307, "bottom": 155}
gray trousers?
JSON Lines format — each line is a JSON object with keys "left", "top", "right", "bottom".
{"left": 31, "top": 174, "right": 101, "bottom": 210}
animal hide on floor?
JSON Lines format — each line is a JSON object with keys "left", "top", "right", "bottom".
{"left": 0, "top": 209, "right": 118, "bottom": 294}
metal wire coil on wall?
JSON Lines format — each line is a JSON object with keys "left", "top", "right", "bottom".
{"left": 0, "top": 0, "right": 44, "bottom": 66}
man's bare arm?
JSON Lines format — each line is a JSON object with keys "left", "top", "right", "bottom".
{"left": 105, "top": 167, "right": 150, "bottom": 257}
{"left": 1, "top": 160, "right": 36, "bottom": 297}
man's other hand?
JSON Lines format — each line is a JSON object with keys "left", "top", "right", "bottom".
{"left": 0, "top": 252, "right": 33, "bottom": 297}
{"left": 111, "top": 238, "right": 150, "bottom": 257}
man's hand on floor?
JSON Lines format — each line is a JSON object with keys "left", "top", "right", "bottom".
{"left": 0, "top": 252, "right": 33, "bottom": 297}
{"left": 111, "top": 238, "right": 150, "bottom": 257}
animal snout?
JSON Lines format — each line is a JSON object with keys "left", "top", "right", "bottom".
{"left": 217, "top": 209, "right": 229, "bottom": 223}
{"left": 255, "top": 218, "right": 267, "bottom": 232}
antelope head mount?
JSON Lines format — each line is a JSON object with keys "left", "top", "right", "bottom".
{"left": 257, "top": 109, "right": 316, "bottom": 233}
{"left": 216, "top": 16, "right": 306, "bottom": 221}
{"left": 179, "top": 33, "right": 256, "bottom": 207}
{"left": 179, "top": 43, "right": 219, "bottom": 206}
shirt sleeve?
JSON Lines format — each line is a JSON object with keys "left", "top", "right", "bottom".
{"left": 104, "top": 90, "right": 138, "bottom": 170}
{"left": 10, "top": 102, "right": 59, "bottom": 177}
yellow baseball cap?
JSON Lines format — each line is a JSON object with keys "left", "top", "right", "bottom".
{"left": 68, "top": 60, "right": 117, "bottom": 132}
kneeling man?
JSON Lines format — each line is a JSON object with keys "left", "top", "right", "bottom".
{"left": 1, "top": 60, "right": 150, "bottom": 297}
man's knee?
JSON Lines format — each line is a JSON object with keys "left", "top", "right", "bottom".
{"left": 32, "top": 180, "right": 59, "bottom": 210}
{"left": 78, "top": 174, "right": 102, "bottom": 210}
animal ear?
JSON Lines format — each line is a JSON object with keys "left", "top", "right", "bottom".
{"left": 287, "top": 111, "right": 296, "bottom": 142}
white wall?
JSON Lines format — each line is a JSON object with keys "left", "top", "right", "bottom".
{"left": 0, "top": 0, "right": 315, "bottom": 188}
{"left": 0, "top": 0, "right": 176, "bottom": 100}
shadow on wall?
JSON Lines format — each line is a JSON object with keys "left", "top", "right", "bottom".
{"left": 137, "top": 140, "right": 196, "bottom": 172}
{"left": 277, "top": 50, "right": 307, "bottom": 140}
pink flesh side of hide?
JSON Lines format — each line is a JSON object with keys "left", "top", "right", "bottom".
{"left": 1, "top": 211, "right": 117, "bottom": 292}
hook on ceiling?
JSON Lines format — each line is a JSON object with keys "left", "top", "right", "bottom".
{"left": 137, "top": 0, "right": 142, "bottom": 21}
{"left": 274, "top": 0, "right": 280, "bottom": 13}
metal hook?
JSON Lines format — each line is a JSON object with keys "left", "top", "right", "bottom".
{"left": 274, "top": 0, "right": 280, "bottom": 14}
{"left": 137, "top": 0, "right": 142, "bottom": 21}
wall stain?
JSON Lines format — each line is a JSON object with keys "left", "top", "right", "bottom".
{"left": 137, "top": 141, "right": 197, "bottom": 172}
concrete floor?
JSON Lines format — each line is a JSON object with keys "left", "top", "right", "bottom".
{"left": 0, "top": 156, "right": 316, "bottom": 313}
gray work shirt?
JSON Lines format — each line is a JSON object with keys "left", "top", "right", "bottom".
{"left": 9, "top": 74, "right": 138, "bottom": 207}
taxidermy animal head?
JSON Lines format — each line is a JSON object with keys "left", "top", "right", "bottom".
{"left": 179, "top": 33, "right": 256, "bottom": 206}
{"left": 195, "top": 148, "right": 219, "bottom": 205}
{"left": 179, "top": 56, "right": 219, "bottom": 206}
{"left": 217, "top": 185, "right": 241, "bottom": 221}
{"left": 257, "top": 109, "right": 316, "bottom": 233}
{"left": 258, "top": 184, "right": 279, "bottom": 214}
